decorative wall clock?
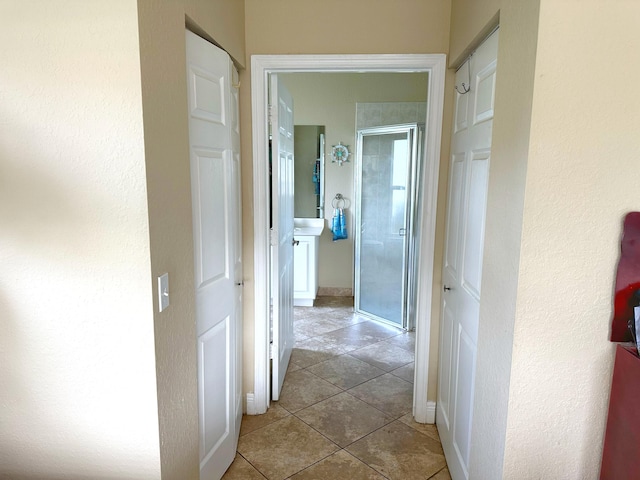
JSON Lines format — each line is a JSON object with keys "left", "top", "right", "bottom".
{"left": 331, "top": 142, "right": 350, "bottom": 166}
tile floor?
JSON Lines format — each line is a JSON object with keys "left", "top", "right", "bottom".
{"left": 223, "top": 297, "right": 450, "bottom": 480}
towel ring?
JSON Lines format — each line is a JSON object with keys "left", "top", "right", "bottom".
{"left": 332, "top": 193, "right": 346, "bottom": 209}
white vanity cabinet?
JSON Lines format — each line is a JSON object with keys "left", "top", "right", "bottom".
{"left": 293, "top": 235, "right": 319, "bottom": 306}
{"left": 293, "top": 218, "right": 323, "bottom": 306}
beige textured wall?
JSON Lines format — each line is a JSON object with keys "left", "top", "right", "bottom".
{"left": 137, "top": 2, "right": 197, "bottom": 478}
{"left": 0, "top": 0, "right": 245, "bottom": 478}
{"left": 0, "top": 1, "right": 161, "bottom": 477}
{"left": 185, "top": 0, "right": 245, "bottom": 66}
{"left": 503, "top": 1, "right": 640, "bottom": 478}
{"left": 449, "top": 0, "right": 500, "bottom": 66}
{"left": 242, "top": 0, "right": 453, "bottom": 401}
{"left": 282, "top": 73, "right": 429, "bottom": 290}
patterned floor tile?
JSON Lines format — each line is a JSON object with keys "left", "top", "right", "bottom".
{"left": 278, "top": 369, "right": 343, "bottom": 412}
{"left": 349, "top": 341, "right": 415, "bottom": 372}
{"left": 347, "top": 373, "right": 413, "bottom": 418}
{"left": 346, "top": 421, "right": 446, "bottom": 480}
{"left": 221, "top": 454, "right": 267, "bottom": 479}
{"left": 238, "top": 416, "right": 339, "bottom": 480}
{"left": 398, "top": 413, "right": 442, "bottom": 444}
{"left": 296, "top": 392, "right": 392, "bottom": 447}
{"left": 390, "top": 362, "right": 414, "bottom": 383}
{"left": 234, "top": 299, "right": 448, "bottom": 479}
{"left": 240, "top": 403, "right": 290, "bottom": 436}
{"left": 289, "top": 450, "right": 386, "bottom": 480}
{"left": 306, "top": 354, "right": 385, "bottom": 389}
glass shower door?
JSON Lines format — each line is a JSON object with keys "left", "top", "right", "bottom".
{"left": 355, "top": 125, "right": 419, "bottom": 328}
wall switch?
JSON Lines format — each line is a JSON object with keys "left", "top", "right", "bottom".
{"left": 158, "top": 273, "right": 170, "bottom": 312}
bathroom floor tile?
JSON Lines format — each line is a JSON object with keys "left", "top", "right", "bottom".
{"left": 238, "top": 416, "right": 339, "bottom": 480}
{"left": 294, "top": 330, "right": 310, "bottom": 342}
{"left": 287, "top": 361, "right": 302, "bottom": 373}
{"left": 289, "top": 450, "right": 386, "bottom": 480}
{"left": 314, "top": 296, "right": 354, "bottom": 308}
{"left": 390, "top": 362, "right": 414, "bottom": 383}
{"left": 398, "top": 413, "right": 442, "bottom": 444}
{"left": 290, "top": 347, "right": 336, "bottom": 369}
{"left": 278, "top": 369, "right": 343, "bottom": 412}
{"left": 240, "top": 403, "right": 290, "bottom": 436}
{"left": 430, "top": 467, "right": 452, "bottom": 480}
{"left": 347, "top": 373, "right": 413, "bottom": 418}
{"left": 296, "top": 392, "right": 392, "bottom": 447}
{"left": 315, "top": 321, "right": 400, "bottom": 352}
{"left": 306, "top": 354, "right": 385, "bottom": 389}
{"left": 294, "top": 317, "right": 348, "bottom": 338}
{"left": 294, "top": 306, "right": 318, "bottom": 321}
{"left": 349, "top": 341, "right": 415, "bottom": 372}
{"left": 384, "top": 331, "right": 416, "bottom": 352}
{"left": 295, "top": 336, "right": 347, "bottom": 356}
{"left": 349, "top": 320, "right": 403, "bottom": 340}
{"left": 346, "top": 421, "right": 446, "bottom": 480}
{"left": 230, "top": 299, "right": 448, "bottom": 479}
{"left": 221, "top": 454, "right": 267, "bottom": 479}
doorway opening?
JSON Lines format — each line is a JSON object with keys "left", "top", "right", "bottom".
{"left": 250, "top": 55, "right": 446, "bottom": 424}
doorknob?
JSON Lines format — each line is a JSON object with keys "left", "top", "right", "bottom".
{"left": 292, "top": 238, "right": 300, "bottom": 246}
{"left": 443, "top": 285, "right": 452, "bottom": 292}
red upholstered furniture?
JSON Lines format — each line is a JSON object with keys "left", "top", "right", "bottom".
{"left": 600, "top": 345, "right": 640, "bottom": 480}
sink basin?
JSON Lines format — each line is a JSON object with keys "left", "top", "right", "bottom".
{"left": 293, "top": 218, "right": 324, "bottom": 237}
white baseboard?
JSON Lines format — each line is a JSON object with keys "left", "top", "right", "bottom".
{"left": 245, "top": 393, "right": 256, "bottom": 415}
{"left": 426, "top": 401, "right": 436, "bottom": 424}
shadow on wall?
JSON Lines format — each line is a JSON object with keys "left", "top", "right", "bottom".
{"left": 0, "top": 131, "right": 159, "bottom": 478}
{"left": 0, "top": 132, "right": 89, "bottom": 253}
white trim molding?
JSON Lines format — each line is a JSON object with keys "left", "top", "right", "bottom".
{"left": 245, "top": 393, "right": 257, "bottom": 415}
{"left": 425, "top": 401, "right": 437, "bottom": 424}
{"left": 251, "top": 54, "right": 447, "bottom": 417}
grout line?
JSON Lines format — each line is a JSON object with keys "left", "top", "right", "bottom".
{"left": 236, "top": 452, "right": 269, "bottom": 479}
{"left": 244, "top": 302, "right": 438, "bottom": 479}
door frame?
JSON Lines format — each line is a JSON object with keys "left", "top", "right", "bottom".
{"left": 250, "top": 54, "right": 446, "bottom": 423}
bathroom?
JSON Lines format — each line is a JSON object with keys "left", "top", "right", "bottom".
{"left": 281, "top": 71, "right": 429, "bottom": 327}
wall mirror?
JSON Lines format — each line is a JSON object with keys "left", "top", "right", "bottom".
{"left": 294, "top": 125, "right": 325, "bottom": 218}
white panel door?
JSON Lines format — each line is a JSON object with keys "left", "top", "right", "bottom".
{"left": 186, "top": 30, "right": 242, "bottom": 480}
{"left": 437, "top": 29, "right": 498, "bottom": 480}
{"left": 270, "top": 75, "right": 295, "bottom": 401}
{"left": 230, "top": 63, "right": 243, "bottom": 446}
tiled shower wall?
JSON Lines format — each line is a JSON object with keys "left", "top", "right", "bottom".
{"left": 356, "top": 102, "right": 427, "bottom": 130}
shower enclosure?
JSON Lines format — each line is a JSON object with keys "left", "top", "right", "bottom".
{"left": 354, "top": 123, "right": 424, "bottom": 330}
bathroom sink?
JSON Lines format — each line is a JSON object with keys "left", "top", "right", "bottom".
{"left": 293, "top": 218, "right": 324, "bottom": 237}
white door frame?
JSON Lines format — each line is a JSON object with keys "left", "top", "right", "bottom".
{"left": 250, "top": 54, "right": 446, "bottom": 422}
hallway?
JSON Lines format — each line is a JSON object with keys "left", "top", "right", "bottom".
{"left": 223, "top": 297, "right": 450, "bottom": 480}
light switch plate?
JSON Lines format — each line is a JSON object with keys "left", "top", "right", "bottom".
{"left": 158, "top": 273, "right": 170, "bottom": 312}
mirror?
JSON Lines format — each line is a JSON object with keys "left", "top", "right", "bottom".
{"left": 294, "top": 125, "right": 325, "bottom": 218}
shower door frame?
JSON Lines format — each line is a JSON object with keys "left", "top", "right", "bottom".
{"left": 354, "top": 123, "right": 423, "bottom": 331}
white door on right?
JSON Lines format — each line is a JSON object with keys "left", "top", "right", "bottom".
{"left": 437, "top": 29, "right": 499, "bottom": 480}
